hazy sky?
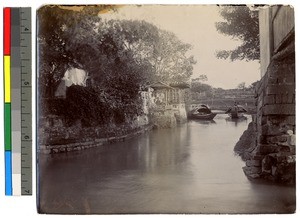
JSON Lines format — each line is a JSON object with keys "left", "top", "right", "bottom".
{"left": 101, "top": 5, "right": 261, "bottom": 89}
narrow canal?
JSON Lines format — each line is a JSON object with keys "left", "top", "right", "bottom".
{"left": 38, "top": 114, "right": 296, "bottom": 214}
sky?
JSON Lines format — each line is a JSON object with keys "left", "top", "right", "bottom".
{"left": 101, "top": 5, "right": 261, "bottom": 89}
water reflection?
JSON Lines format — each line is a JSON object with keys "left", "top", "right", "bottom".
{"left": 38, "top": 114, "right": 295, "bottom": 214}
{"left": 192, "top": 119, "right": 217, "bottom": 125}
{"left": 225, "top": 116, "right": 248, "bottom": 126}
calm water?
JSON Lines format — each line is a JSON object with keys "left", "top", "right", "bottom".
{"left": 38, "top": 114, "right": 296, "bottom": 214}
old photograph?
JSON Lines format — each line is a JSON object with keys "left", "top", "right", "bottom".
{"left": 37, "top": 5, "right": 295, "bottom": 214}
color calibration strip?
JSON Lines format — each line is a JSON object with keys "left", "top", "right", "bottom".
{"left": 4, "top": 7, "right": 12, "bottom": 196}
{"left": 3, "top": 7, "right": 32, "bottom": 196}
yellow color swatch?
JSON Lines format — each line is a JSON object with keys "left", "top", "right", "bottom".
{"left": 4, "top": 55, "right": 11, "bottom": 103}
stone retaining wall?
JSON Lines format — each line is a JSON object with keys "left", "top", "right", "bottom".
{"left": 39, "top": 125, "right": 153, "bottom": 154}
{"left": 173, "top": 103, "right": 188, "bottom": 123}
{"left": 150, "top": 108, "right": 177, "bottom": 128}
{"left": 241, "top": 41, "right": 295, "bottom": 184}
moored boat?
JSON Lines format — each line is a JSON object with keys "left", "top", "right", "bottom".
{"left": 190, "top": 104, "right": 217, "bottom": 120}
{"left": 225, "top": 104, "right": 247, "bottom": 119}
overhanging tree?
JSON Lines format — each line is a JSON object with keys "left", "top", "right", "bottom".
{"left": 215, "top": 6, "right": 260, "bottom": 61}
{"left": 151, "top": 30, "right": 196, "bottom": 83}
{"left": 37, "top": 5, "right": 108, "bottom": 98}
{"left": 38, "top": 6, "right": 196, "bottom": 126}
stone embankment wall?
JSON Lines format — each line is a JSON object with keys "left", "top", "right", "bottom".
{"left": 149, "top": 103, "right": 188, "bottom": 128}
{"left": 173, "top": 103, "right": 187, "bottom": 123}
{"left": 149, "top": 106, "right": 177, "bottom": 128}
{"left": 39, "top": 119, "right": 152, "bottom": 154}
{"left": 39, "top": 86, "right": 189, "bottom": 154}
{"left": 239, "top": 41, "right": 295, "bottom": 184}
{"left": 39, "top": 89, "right": 153, "bottom": 154}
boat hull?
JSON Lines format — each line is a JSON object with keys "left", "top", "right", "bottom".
{"left": 191, "top": 113, "right": 217, "bottom": 120}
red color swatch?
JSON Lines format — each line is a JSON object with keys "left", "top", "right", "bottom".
{"left": 4, "top": 8, "right": 11, "bottom": 55}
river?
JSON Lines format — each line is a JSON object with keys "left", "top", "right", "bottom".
{"left": 38, "top": 114, "right": 296, "bottom": 214}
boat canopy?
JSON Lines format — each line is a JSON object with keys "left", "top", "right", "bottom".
{"left": 225, "top": 105, "right": 247, "bottom": 113}
{"left": 191, "top": 104, "right": 211, "bottom": 114}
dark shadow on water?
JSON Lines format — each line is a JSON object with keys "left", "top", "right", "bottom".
{"left": 225, "top": 116, "right": 248, "bottom": 126}
{"left": 189, "top": 119, "right": 217, "bottom": 125}
{"left": 247, "top": 179, "right": 296, "bottom": 213}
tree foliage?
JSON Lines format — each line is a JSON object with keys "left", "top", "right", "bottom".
{"left": 38, "top": 6, "right": 195, "bottom": 126}
{"left": 215, "top": 6, "right": 260, "bottom": 61}
{"left": 151, "top": 30, "right": 196, "bottom": 83}
{"left": 237, "top": 82, "right": 246, "bottom": 89}
{"left": 192, "top": 74, "right": 208, "bottom": 82}
{"left": 191, "top": 82, "right": 212, "bottom": 93}
{"left": 37, "top": 5, "right": 105, "bottom": 97}
{"left": 248, "top": 80, "right": 259, "bottom": 89}
{"left": 190, "top": 74, "right": 213, "bottom": 99}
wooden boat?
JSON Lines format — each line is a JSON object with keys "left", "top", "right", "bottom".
{"left": 192, "top": 112, "right": 217, "bottom": 120}
{"left": 190, "top": 104, "right": 217, "bottom": 120}
{"left": 225, "top": 104, "right": 247, "bottom": 119}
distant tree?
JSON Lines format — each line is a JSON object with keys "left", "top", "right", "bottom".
{"left": 191, "top": 82, "right": 212, "bottom": 93}
{"left": 192, "top": 74, "right": 208, "bottom": 82}
{"left": 190, "top": 79, "right": 213, "bottom": 99}
{"left": 191, "top": 82, "right": 212, "bottom": 101}
{"left": 237, "top": 82, "right": 246, "bottom": 89}
{"left": 249, "top": 80, "right": 259, "bottom": 89}
{"left": 214, "top": 87, "right": 225, "bottom": 92}
{"left": 215, "top": 6, "right": 260, "bottom": 61}
{"left": 199, "top": 74, "right": 208, "bottom": 82}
